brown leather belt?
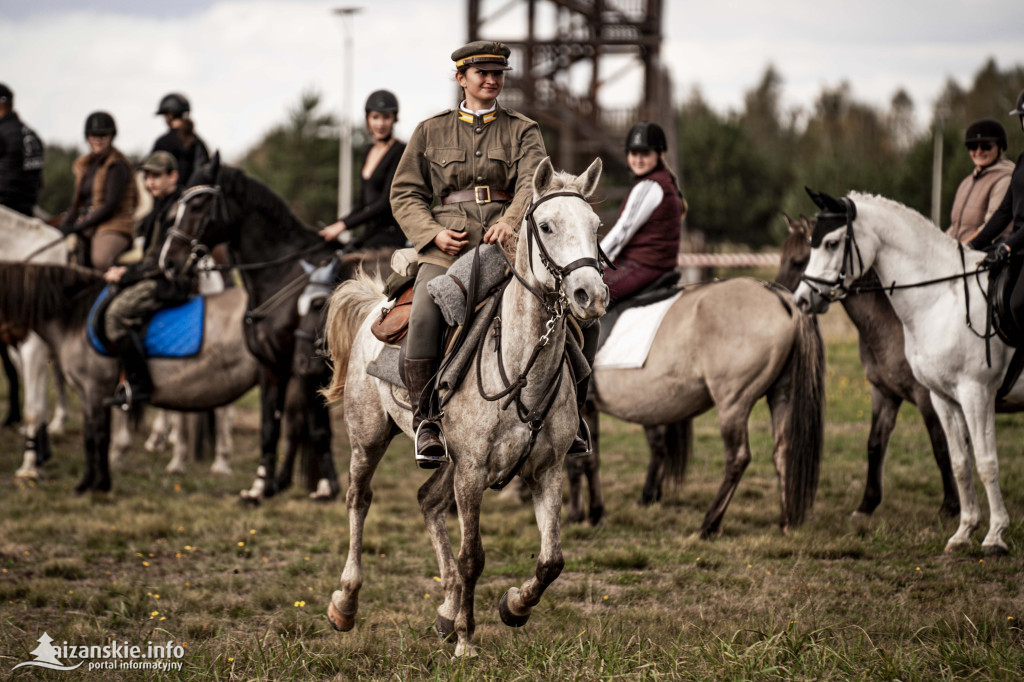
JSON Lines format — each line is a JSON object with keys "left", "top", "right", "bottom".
{"left": 441, "top": 186, "right": 512, "bottom": 206}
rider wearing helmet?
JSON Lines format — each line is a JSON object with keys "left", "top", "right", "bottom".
{"left": 59, "top": 111, "right": 138, "bottom": 271}
{"left": 967, "top": 88, "right": 1024, "bottom": 330}
{"left": 947, "top": 118, "right": 1014, "bottom": 243}
{"left": 319, "top": 89, "right": 408, "bottom": 249}
{"left": 600, "top": 121, "right": 687, "bottom": 302}
{"left": 153, "top": 92, "right": 210, "bottom": 186}
{"left": 390, "top": 41, "right": 547, "bottom": 468}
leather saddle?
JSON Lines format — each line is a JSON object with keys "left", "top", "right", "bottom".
{"left": 985, "top": 255, "right": 1024, "bottom": 403}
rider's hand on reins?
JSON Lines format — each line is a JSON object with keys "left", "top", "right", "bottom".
{"left": 981, "top": 243, "right": 1011, "bottom": 267}
{"left": 434, "top": 229, "right": 468, "bottom": 256}
{"left": 483, "top": 221, "right": 512, "bottom": 245}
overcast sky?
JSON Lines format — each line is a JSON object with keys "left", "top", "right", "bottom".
{"left": 2, "top": 0, "right": 1022, "bottom": 163}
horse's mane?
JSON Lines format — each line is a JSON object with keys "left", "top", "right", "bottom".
{"left": 217, "top": 166, "right": 318, "bottom": 238}
{"left": 0, "top": 263, "right": 105, "bottom": 332}
{"left": 849, "top": 191, "right": 950, "bottom": 240}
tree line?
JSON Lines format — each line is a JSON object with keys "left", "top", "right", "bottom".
{"left": 36, "top": 58, "right": 1023, "bottom": 249}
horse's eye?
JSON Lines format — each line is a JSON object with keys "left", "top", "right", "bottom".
{"left": 539, "top": 222, "right": 552, "bottom": 234}
{"left": 824, "top": 239, "right": 840, "bottom": 252}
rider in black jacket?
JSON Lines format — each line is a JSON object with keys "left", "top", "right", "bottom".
{"left": 0, "top": 84, "right": 43, "bottom": 216}
{"left": 968, "top": 88, "right": 1024, "bottom": 328}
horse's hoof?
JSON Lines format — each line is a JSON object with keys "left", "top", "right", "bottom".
{"left": 14, "top": 467, "right": 39, "bottom": 480}
{"left": 588, "top": 505, "right": 605, "bottom": 527}
{"left": 982, "top": 543, "right": 1009, "bottom": 557}
{"left": 944, "top": 541, "right": 969, "bottom": 554}
{"left": 309, "top": 478, "right": 339, "bottom": 503}
{"left": 498, "top": 591, "right": 530, "bottom": 628}
{"left": 565, "top": 511, "right": 584, "bottom": 525}
{"left": 434, "top": 615, "right": 456, "bottom": 642}
{"left": 327, "top": 593, "right": 355, "bottom": 632}
{"left": 237, "top": 493, "right": 261, "bottom": 507}
{"left": 210, "top": 463, "right": 233, "bottom": 476}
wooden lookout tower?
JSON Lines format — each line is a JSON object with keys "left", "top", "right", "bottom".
{"left": 466, "top": 0, "right": 674, "bottom": 177}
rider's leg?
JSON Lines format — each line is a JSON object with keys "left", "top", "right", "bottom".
{"left": 403, "top": 263, "right": 448, "bottom": 469}
{"left": 104, "top": 281, "right": 161, "bottom": 409}
{"left": 91, "top": 231, "right": 133, "bottom": 272}
{"left": 567, "top": 321, "right": 598, "bottom": 456}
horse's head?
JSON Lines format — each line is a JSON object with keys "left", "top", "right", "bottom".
{"left": 516, "top": 157, "right": 609, "bottom": 321}
{"left": 793, "top": 188, "right": 871, "bottom": 314}
{"left": 159, "top": 152, "right": 233, "bottom": 277}
{"left": 774, "top": 214, "right": 812, "bottom": 292}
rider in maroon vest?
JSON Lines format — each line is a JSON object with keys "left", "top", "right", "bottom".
{"left": 573, "top": 122, "right": 687, "bottom": 455}
{"left": 600, "top": 122, "right": 686, "bottom": 300}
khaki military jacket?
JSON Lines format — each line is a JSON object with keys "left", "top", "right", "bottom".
{"left": 390, "top": 103, "right": 547, "bottom": 268}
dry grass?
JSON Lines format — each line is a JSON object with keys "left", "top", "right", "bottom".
{"left": 0, "top": 332, "right": 1022, "bottom": 680}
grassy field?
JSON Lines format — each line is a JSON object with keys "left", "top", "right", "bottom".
{"left": 1, "top": 306, "right": 1022, "bottom": 680}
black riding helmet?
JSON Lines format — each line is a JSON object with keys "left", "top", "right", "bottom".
{"left": 84, "top": 111, "right": 117, "bottom": 138}
{"left": 156, "top": 92, "right": 190, "bottom": 118}
{"left": 965, "top": 118, "right": 1007, "bottom": 151}
{"left": 625, "top": 122, "right": 667, "bottom": 153}
{"left": 365, "top": 90, "right": 399, "bottom": 119}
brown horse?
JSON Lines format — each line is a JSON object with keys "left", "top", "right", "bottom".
{"left": 571, "top": 277, "right": 826, "bottom": 538}
{"left": 775, "top": 214, "right": 962, "bottom": 518}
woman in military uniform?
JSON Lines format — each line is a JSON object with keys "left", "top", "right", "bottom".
{"left": 390, "top": 40, "right": 547, "bottom": 468}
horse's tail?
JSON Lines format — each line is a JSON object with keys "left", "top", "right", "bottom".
{"left": 771, "top": 305, "right": 825, "bottom": 527}
{"left": 321, "top": 269, "right": 386, "bottom": 403}
{"left": 662, "top": 419, "right": 691, "bottom": 486}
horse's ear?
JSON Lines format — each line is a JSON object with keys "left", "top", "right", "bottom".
{"left": 533, "top": 156, "right": 555, "bottom": 197}
{"left": 783, "top": 213, "right": 798, "bottom": 234}
{"left": 805, "top": 186, "right": 827, "bottom": 211}
{"left": 210, "top": 151, "right": 221, "bottom": 184}
{"left": 798, "top": 214, "right": 813, "bottom": 238}
{"left": 577, "top": 157, "right": 603, "bottom": 200}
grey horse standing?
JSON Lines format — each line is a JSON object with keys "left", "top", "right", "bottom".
{"left": 321, "top": 158, "right": 607, "bottom": 657}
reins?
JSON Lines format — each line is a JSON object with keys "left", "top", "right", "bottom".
{"left": 801, "top": 196, "right": 1000, "bottom": 364}
{"left": 459, "top": 190, "right": 604, "bottom": 490}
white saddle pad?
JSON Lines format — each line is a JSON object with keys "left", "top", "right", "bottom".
{"left": 593, "top": 291, "right": 682, "bottom": 370}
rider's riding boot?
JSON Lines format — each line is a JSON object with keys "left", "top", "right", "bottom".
{"left": 404, "top": 357, "right": 447, "bottom": 469}
{"left": 104, "top": 331, "right": 153, "bottom": 411}
{"left": 567, "top": 374, "right": 593, "bottom": 456}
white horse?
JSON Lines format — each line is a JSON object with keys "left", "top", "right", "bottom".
{"left": 0, "top": 204, "right": 233, "bottom": 478}
{"left": 0, "top": 205, "right": 72, "bottom": 475}
{"left": 793, "top": 190, "right": 1016, "bottom": 555}
{"left": 322, "top": 158, "right": 608, "bottom": 657}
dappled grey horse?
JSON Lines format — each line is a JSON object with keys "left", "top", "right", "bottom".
{"left": 322, "top": 158, "right": 607, "bottom": 657}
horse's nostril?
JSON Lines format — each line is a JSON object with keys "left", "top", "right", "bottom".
{"left": 573, "top": 288, "right": 590, "bottom": 307}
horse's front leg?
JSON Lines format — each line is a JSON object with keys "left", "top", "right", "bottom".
{"left": 928, "top": 392, "right": 981, "bottom": 553}
{"left": 853, "top": 385, "right": 902, "bottom": 519}
{"left": 211, "top": 405, "right": 234, "bottom": 475}
{"left": 240, "top": 369, "right": 286, "bottom": 503}
{"left": 76, "top": 401, "right": 112, "bottom": 494}
{"left": 916, "top": 389, "right": 959, "bottom": 518}
{"left": 960, "top": 388, "right": 1009, "bottom": 555}
{"left": 452, "top": 470, "right": 486, "bottom": 658}
{"left": 302, "top": 373, "right": 339, "bottom": 502}
{"left": 418, "top": 465, "right": 459, "bottom": 642}
{"left": 499, "top": 460, "right": 565, "bottom": 637}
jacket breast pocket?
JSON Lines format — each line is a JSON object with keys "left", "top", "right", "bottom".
{"left": 487, "top": 146, "right": 523, "bottom": 168}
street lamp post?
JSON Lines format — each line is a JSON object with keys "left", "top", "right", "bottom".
{"left": 333, "top": 7, "right": 362, "bottom": 218}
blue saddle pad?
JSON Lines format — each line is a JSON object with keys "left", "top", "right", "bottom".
{"left": 87, "top": 286, "right": 204, "bottom": 358}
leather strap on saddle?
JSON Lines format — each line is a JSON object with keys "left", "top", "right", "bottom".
{"left": 441, "top": 187, "right": 512, "bottom": 206}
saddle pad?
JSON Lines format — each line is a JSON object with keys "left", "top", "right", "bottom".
{"left": 593, "top": 291, "right": 682, "bottom": 370}
{"left": 87, "top": 286, "right": 205, "bottom": 358}
{"left": 366, "top": 344, "right": 404, "bottom": 387}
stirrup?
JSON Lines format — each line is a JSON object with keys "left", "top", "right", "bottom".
{"left": 414, "top": 420, "right": 449, "bottom": 469}
{"left": 567, "top": 417, "right": 593, "bottom": 457}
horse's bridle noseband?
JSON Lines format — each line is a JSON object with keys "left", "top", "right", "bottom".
{"left": 514, "top": 190, "right": 613, "bottom": 312}
{"left": 159, "top": 184, "right": 228, "bottom": 277}
{"left": 799, "top": 197, "right": 862, "bottom": 303}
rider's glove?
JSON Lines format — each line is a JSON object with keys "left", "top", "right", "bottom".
{"left": 981, "top": 245, "right": 1010, "bottom": 267}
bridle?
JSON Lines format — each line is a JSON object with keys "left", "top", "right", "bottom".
{"left": 159, "top": 184, "right": 227, "bottom": 277}
{"left": 798, "top": 197, "right": 862, "bottom": 303}
{"left": 501, "top": 190, "right": 613, "bottom": 314}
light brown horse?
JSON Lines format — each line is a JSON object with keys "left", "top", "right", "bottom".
{"left": 0, "top": 263, "right": 261, "bottom": 493}
{"left": 572, "top": 277, "right": 825, "bottom": 538}
{"left": 775, "top": 215, "right": 960, "bottom": 519}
